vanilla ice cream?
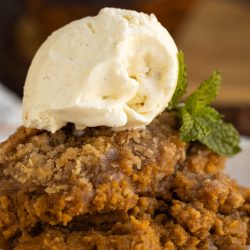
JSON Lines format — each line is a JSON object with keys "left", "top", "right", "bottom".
{"left": 23, "top": 8, "right": 178, "bottom": 132}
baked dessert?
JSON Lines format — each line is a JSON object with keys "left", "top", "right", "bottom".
{"left": 0, "top": 113, "right": 249, "bottom": 249}
{"left": 0, "top": 7, "right": 249, "bottom": 250}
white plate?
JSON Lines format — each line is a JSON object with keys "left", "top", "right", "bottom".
{"left": 226, "top": 136, "right": 250, "bottom": 187}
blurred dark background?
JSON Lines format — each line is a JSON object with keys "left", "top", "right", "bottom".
{"left": 0, "top": 0, "right": 249, "bottom": 135}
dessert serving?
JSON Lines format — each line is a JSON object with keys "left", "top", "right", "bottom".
{"left": 0, "top": 8, "right": 249, "bottom": 250}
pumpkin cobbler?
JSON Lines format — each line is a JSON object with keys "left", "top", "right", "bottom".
{"left": 0, "top": 113, "right": 249, "bottom": 249}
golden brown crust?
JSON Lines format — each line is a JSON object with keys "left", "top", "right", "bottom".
{"left": 0, "top": 113, "right": 249, "bottom": 249}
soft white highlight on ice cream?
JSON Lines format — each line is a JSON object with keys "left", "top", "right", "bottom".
{"left": 23, "top": 8, "right": 178, "bottom": 132}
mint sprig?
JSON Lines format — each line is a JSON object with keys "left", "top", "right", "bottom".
{"left": 180, "top": 71, "right": 222, "bottom": 142}
{"left": 168, "top": 51, "right": 241, "bottom": 156}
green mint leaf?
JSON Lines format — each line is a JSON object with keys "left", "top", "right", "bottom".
{"left": 180, "top": 107, "right": 218, "bottom": 142}
{"left": 179, "top": 108, "right": 194, "bottom": 141}
{"left": 180, "top": 107, "right": 241, "bottom": 156}
{"left": 186, "top": 71, "right": 222, "bottom": 111}
{"left": 196, "top": 106, "right": 222, "bottom": 122}
{"left": 177, "top": 70, "right": 240, "bottom": 156}
{"left": 200, "top": 120, "right": 241, "bottom": 156}
{"left": 168, "top": 51, "right": 187, "bottom": 110}
{"left": 168, "top": 51, "right": 241, "bottom": 156}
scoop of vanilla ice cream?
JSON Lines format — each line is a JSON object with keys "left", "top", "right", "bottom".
{"left": 23, "top": 8, "right": 178, "bottom": 132}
